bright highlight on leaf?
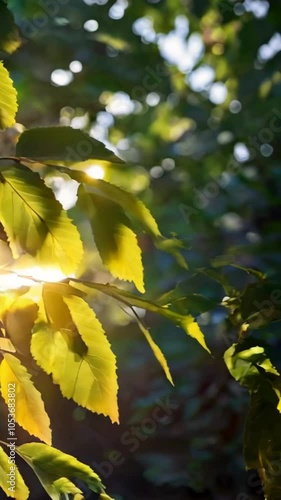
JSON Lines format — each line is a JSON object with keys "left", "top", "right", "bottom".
{"left": 0, "top": 61, "right": 18, "bottom": 130}
{"left": 136, "top": 316, "right": 174, "bottom": 385}
{"left": 81, "top": 190, "right": 145, "bottom": 292}
{"left": 0, "top": 353, "right": 52, "bottom": 444}
{"left": 16, "top": 442, "right": 110, "bottom": 499}
{"left": 31, "top": 289, "right": 119, "bottom": 423}
{"left": 69, "top": 281, "right": 210, "bottom": 353}
{"left": 0, "top": 164, "right": 83, "bottom": 275}
{"left": 0, "top": 445, "right": 29, "bottom": 500}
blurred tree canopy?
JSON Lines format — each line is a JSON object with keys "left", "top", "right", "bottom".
{"left": 1, "top": 0, "right": 281, "bottom": 499}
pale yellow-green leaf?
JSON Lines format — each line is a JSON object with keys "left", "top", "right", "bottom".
{"left": 70, "top": 281, "right": 211, "bottom": 353}
{"left": 52, "top": 477, "right": 83, "bottom": 496}
{"left": 3, "top": 297, "right": 38, "bottom": 356}
{"left": 136, "top": 318, "right": 174, "bottom": 385}
{"left": 99, "top": 494, "right": 115, "bottom": 500}
{"left": 0, "top": 164, "right": 83, "bottom": 275}
{"left": 85, "top": 192, "right": 144, "bottom": 292}
{"left": 0, "top": 445, "right": 29, "bottom": 500}
{"left": 0, "top": 338, "right": 16, "bottom": 353}
{"left": 0, "top": 61, "right": 18, "bottom": 130}
{"left": 0, "top": 354, "right": 52, "bottom": 444}
{"left": 31, "top": 292, "right": 119, "bottom": 423}
{"left": 17, "top": 442, "right": 108, "bottom": 499}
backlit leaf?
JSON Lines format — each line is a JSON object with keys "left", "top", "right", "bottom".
{"left": 3, "top": 296, "right": 38, "bottom": 355}
{"left": 16, "top": 442, "right": 110, "bottom": 499}
{"left": 0, "top": 163, "right": 83, "bottom": 275}
{"left": 0, "top": 353, "right": 52, "bottom": 444}
{"left": 70, "top": 281, "right": 210, "bottom": 353}
{"left": 0, "top": 445, "right": 29, "bottom": 500}
{"left": 81, "top": 190, "right": 144, "bottom": 293}
{"left": 0, "top": 61, "right": 18, "bottom": 130}
{"left": 75, "top": 173, "right": 187, "bottom": 268}
{"left": 136, "top": 317, "right": 174, "bottom": 385}
{"left": 31, "top": 290, "right": 119, "bottom": 423}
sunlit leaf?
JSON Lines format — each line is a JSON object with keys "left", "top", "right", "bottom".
{"left": 0, "top": 163, "right": 83, "bottom": 274}
{"left": 0, "top": 338, "right": 16, "bottom": 352}
{"left": 16, "top": 442, "right": 110, "bottom": 499}
{"left": 0, "top": 61, "right": 18, "bottom": 130}
{"left": 80, "top": 189, "right": 145, "bottom": 293}
{"left": 135, "top": 316, "right": 174, "bottom": 385}
{"left": 31, "top": 289, "right": 119, "bottom": 423}
{"left": 71, "top": 171, "right": 186, "bottom": 267}
{"left": 0, "top": 445, "right": 29, "bottom": 500}
{"left": 3, "top": 296, "right": 38, "bottom": 355}
{"left": 70, "top": 281, "right": 210, "bottom": 353}
{"left": 0, "top": 353, "right": 52, "bottom": 444}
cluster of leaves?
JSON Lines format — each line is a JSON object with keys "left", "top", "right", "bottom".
{"left": 1, "top": 0, "right": 281, "bottom": 498}
{"left": 0, "top": 3, "right": 211, "bottom": 498}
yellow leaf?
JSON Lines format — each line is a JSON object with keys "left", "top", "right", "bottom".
{"left": 4, "top": 297, "right": 38, "bottom": 356}
{"left": 31, "top": 293, "right": 119, "bottom": 423}
{"left": 0, "top": 61, "right": 18, "bottom": 130}
{"left": 69, "top": 282, "right": 211, "bottom": 354}
{"left": 136, "top": 318, "right": 174, "bottom": 385}
{"left": 0, "top": 354, "right": 52, "bottom": 444}
{"left": 0, "top": 445, "right": 29, "bottom": 500}
{"left": 17, "top": 442, "right": 108, "bottom": 499}
{"left": 87, "top": 194, "right": 144, "bottom": 292}
{"left": 0, "top": 164, "right": 83, "bottom": 275}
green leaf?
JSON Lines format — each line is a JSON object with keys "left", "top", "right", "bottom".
{"left": 0, "top": 353, "right": 52, "bottom": 444}
{"left": 70, "top": 280, "right": 210, "bottom": 353}
{"left": 80, "top": 189, "right": 145, "bottom": 293}
{"left": 0, "top": 338, "right": 16, "bottom": 353}
{"left": 16, "top": 127, "right": 124, "bottom": 164}
{"left": 0, "top": 445, "right": 29, "bottom": 500}
{"left": 3, "top": 296, "right": 38, "bottom": 356}
{"left": 135, "top": 316, "right": 174, "bottom": 385}
{"left": 224, "top": 343, "right": 280, "bottom": 392}
{"left": 77, "top": 175, "right": 161, "bottom": 238}
{"left": 0, "top": 1, "right": 21, "bottom": 54}
{"left": 31, "top": 288, "right": 119, "bottom": 423}
{"left": 73, "top": 172, "right": 186, "bottom": 268}
{"left": 0, "top": 61, "right": 18, "bottom": 130}
{"left": 16, "top": 442, "right": 111, "bottom": 499}
{"left": 52, "top": 477, "right": 83, "bottom": 496}
{"left": 0, "top": 163, "right": 83, "bottom": 275}
{"left": 243, "top": 388, "right": 281, "bottom": 500}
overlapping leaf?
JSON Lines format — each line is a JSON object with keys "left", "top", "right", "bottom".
{"left": 79, "top": 189, "right": 144, "bottom": 292}
{"left": 69, "top": 281, "right": 210, "bottom": 353}
{"left": 31, "top": 287, "right": 119, "bottom": 423}
{"left": 225, "top": 342, "right": 281, "bottom": 499}
{"left": 3, "top": 296, "right": 38, "bottom": 356}
{"left": 73, "top": 171, "right": 187, "bottom": 268}
{"left": 0, "top": 61, "right": 18, "bottom": 130}
{"left": 0, "top": 1, "right": 21, "bottom": 54}
{"left": 16, "top": 442, "right": 111, "bottom": 499}
{"left": 0, "top": 353, "right": 52, "bottom": 444}
{"left": 16, "top": 127, "right": 124, "bottom": 164}
{"left": 0, "top": 163, "right": 83, "bottom": 274}
{"left": 0, "top": 445, "right": 29, "bottom": 500}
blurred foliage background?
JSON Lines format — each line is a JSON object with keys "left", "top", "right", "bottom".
{"left": 1, "top": 0, "right": 281, "bottom": 498}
